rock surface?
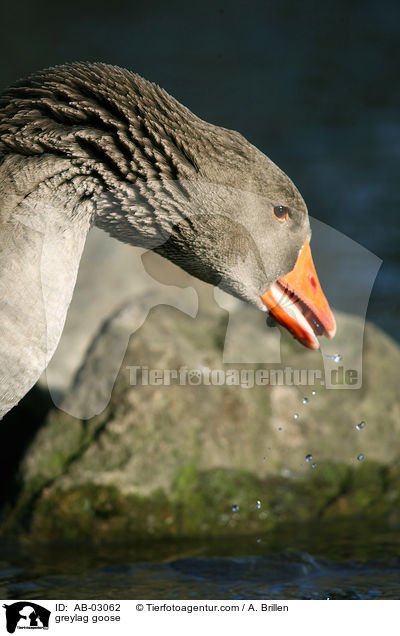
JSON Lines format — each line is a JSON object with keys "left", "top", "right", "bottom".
{"left": 3, "top": 291, "right": 400, "bottom": 542}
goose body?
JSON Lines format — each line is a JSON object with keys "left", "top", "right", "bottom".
{"left": 0, "top": 63, "right": 335, "bottom": 419}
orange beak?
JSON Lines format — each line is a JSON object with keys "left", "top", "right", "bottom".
{"left": 260, "top": 238, "right": 336, "bottom": 349}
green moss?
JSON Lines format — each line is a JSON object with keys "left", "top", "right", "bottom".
{"left": 29, "top": 484, "right": 175, "bottom": 543}
{"left": 0, "top": 410, "right": 110, "bottom": 534}
{"left": 20, "top": 459, "right": 396, "bottom": 543}
{"left": 171, "top": 465, "right": 264, "bottom": 535}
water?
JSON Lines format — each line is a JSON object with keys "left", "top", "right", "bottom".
{"left": 1, "top": 519, "right": 399, "bottom": 599}
{"left": 323, "top": 353, "right": 343, "bottom": 363}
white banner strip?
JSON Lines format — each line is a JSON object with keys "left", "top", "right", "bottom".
{"left": 1, "top": 599, "right": 399, "bottom": 635}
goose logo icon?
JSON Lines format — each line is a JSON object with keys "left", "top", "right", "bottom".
{"left": 3, "top": 602, "right": 50, "bottom": 633}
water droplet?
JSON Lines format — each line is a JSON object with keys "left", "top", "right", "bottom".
{"left": 278, "top": 426, "right": 282, "bottom": 432}
{"left": 302, "top": 397, "right": 309, "bottom": 404}
{"left": 356, "top": 421, "right": 366, "bottom": 430}
{"left": 323, "top": 352, "right": 342, "bottom": 363}
{"left": 293, "top": 413, "right": 299, "bottom": 420}
{"left": 357, "top": 454, "right": 364, "bottom": 461}
{"left": 311, "top": 390, "right": 316, "bottom": 396}
{"left": 256, "top": 500, "right": 261, "bottom": 509}
{"left": 263, "top": 456, "right": 267, "bottom": 461}
{"left": 311, "top": 463, "right": 317, "bottom": 469}
{"left": 256, "top": 538, "right": 261, "bottom": 543}
{"left": 305, "top": 454, "right": 313, "bottom": 463}
{"left": 232, "top": 504, "right": 239, "bottom": 512}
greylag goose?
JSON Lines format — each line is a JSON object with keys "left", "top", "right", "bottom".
{"left": 0, "top": 63, "right": 335, "bottom": 419}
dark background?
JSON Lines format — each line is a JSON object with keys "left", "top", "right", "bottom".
{"left": 1, "top": 0, "right": 399, "bottom": 337}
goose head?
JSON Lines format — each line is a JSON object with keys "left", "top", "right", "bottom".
{"left": 0, "top": 63, "right": 336, "bottom": 416}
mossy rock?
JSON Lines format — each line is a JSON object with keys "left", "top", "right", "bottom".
{"left": 19, "top": 461, "right": 395, "bottom": 543}
{"left": 2, "top": 299, "right": 400, "bottom": 541}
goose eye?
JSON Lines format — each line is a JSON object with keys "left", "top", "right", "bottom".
{"left": 273, "top": 205, "right": 289, "bottom": 222}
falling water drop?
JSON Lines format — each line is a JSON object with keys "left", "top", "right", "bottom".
{"left": 323, "top": 352, "right": 342, "bottom": 363}
{"left": 293, "top": 413, "right": 299, "bottom": 420}
{"left": 357, "top": 454, "right": 364, "bottom": 461}
{"left": 305, "top": 454, "right": 313, "bottom": 463}
{"left": 278, "top": 426, "right": 283, "bottom": 432}
{"left": 232, "top": 504, "right": 239, "bottom": 512}
{"left": 311, "top": 390, "right": 316, "bottom": 396}
{"left": 302, "top": 397, "right": 309, "bottom": 404}
{"left": 256, "top": 500, "right": 261, "bottom": 509}
{"left": 312, "top": 463, "right": 317, "bottom": 469}
{"left": 356, "top": 421, "right": 366, "bottom": 430}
